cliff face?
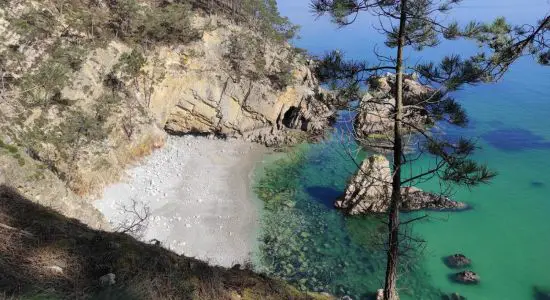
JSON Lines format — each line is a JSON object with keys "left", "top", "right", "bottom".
{"left": 0, "top": 2, "right": 335, "bottom": 228}
{"left": 146, "top": 15, "right": 335, "bottom": 145}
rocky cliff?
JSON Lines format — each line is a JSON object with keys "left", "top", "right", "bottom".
{"left": 0, "top": 1, "right": 336, "bottom": 228}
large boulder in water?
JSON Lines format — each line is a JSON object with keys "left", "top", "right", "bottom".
{"left": 444, "top": 254, "right": 472, "bottom": 269}
{"left": 335, "top": 156, "right": 468, "bottom": 215}
{"left": 453, "top": 271, "right": 480, "bottom": 285}
{"left": 335, "top": 155, "right": 392, "bottom": 214}
{"left": 401, "top": 187, "right": 467, "bottom": 211}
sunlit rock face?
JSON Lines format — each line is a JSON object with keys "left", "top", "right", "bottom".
{"left": 336, "top": 155, "right": 468, "bottom": 214}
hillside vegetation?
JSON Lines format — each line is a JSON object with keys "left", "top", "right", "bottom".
{"left": 0, "top": 0, "right": 338, "bottom": 298}
{"left": 0, "top": 0, "right": 334, "bottom": 224}
{"left": 0, "top": 184, "right": 332, "bottom": 299}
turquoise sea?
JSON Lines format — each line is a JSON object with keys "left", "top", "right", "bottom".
{"left": 253, "top": 1, "right": 550, "bottom": 299}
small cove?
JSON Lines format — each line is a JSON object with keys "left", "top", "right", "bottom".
{"left": 251, "top": 1, "right": 550, "bottom": 299}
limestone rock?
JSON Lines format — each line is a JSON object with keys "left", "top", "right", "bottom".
{"left": 46, "top": 265, "right": 63, "bottom": 274}
{"left": 444, "top": 254, "right": 472, "bottom": 269}
{"left": 401, "top": 187, "right": 468, "bottom": 211}
{"left": 99, "top": 273, "right": 116, "bottom": 286}
{"left": 354, "top": 74, "right": 434, "bottom": 147}
{"left": 376, "top": 289, "right": 384, "bottom": 300}
{"left": 336, "top": 155, "right": 468, "bottom": 215}
{"left": 335, "top": 155, "right": 391, "bottom": 214}
{"left": 453, "top": 270, "right": 479, "bottom": 285}
{"left": 534, "top": 286, "right": 550, "bottom": 300}
{"left": 441, "top": 293, "right": 466, "bottom": 300}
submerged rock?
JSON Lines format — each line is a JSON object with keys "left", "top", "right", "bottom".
{"left": 534, "top": 286, "right": 550, "bottom": 300}
{"left": 441, "top": 292, "right": 466, "bottom": 300}
{"left": 335, "top": 155, "right": 468, "bottom": 215}
{"left": 453, "top": 271, "right": 479, "bottom": 285}
{"left": 531, "top": 181, "right": 545, "bottom": 188}
{"left": 444, "top": 254, "right": 472, "bottom": 269}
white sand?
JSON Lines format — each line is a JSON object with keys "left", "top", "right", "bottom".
{"left": 93, "top": 135, "right": 267, "bottom": 267}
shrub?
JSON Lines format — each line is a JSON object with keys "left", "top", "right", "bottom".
{"left": 19, "top": 60, "right": 70, "bottom": 107}
{"left": 240, "top": 0, "right": 299, "bottom": 42}
{"left": 10, "top": 8, "right": 58, "bottom": 42}
{"left": 116, "top": 49, "right": 147, "bottom": 78}
{"left": 138, "top": 3, "right": 201, "bottom": 45}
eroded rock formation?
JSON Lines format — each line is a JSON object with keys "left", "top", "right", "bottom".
{"left": 453, "top": 270, "right": 480, "bottom": 285}
{"left": 0, "top": 3, "right": 336, "bottom": 227}
{"left": 335, "top": 155, "right": 468, "bottom": 215}
{"left": 444, "top": 254, "right": 472, "bottom": 269}
{"left": 354, "top": 74, "right": 433, "bottom": 147}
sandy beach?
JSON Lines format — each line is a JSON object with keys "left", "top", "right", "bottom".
{"left": 93, "top": 135, "right": 267, "bottom": 267}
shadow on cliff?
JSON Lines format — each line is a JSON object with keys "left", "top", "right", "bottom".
{"left": 0, "top": 185, "right": 328, "bottom": 300}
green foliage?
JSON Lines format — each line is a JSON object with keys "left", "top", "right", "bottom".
{"left": 106, "top": 0, "right": 202, "bottom": 45}
{"left": 0, "top": 140, "right": 25, "bottom": 166}
{"left": 267, "top": 61, "right": 295, "bottom": 90}
{"left": 10, "top": 8, "right": 57, "bottom": 42}
{"left": 137, "top": 3, "right": 201, "bottom": 45}
{"left": 224, "top": 33, "right": 249, "bottom": 81}
{"left": 20, "top": 59, "right": 70, "bottom": 107}
{"left": 106, "top": 0, "right": 141, "bottom": 39}
{"left": 241, "top": 0, "right": 299, "bottom": 42}
{"left": 116, "top": 49, "right": 147, "bottom": 78}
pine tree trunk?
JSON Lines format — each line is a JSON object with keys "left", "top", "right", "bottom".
{"left": 383, "top": 0, "right": 407, "bottom": 299}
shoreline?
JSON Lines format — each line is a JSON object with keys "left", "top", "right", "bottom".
{"left": 93, "top": 135, "right": 269, "bottom": 267}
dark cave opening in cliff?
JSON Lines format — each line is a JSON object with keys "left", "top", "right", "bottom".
{"left": 282, "top": 106, "right": 300, "bottom": 129}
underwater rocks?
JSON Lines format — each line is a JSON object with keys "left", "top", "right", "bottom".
{"left": 444, "top": 254, "right": 472, "bottom": 269}
{"left": 531, "top": 180, "right": 545, "bottom": 188}
{"left": 534, "top": 286, "right": 550, "bottom": 300}
{"left": 453, "top": 271, "right": 480, "bottom": 285}
{"left": 441, "top": 292, "right": 466, "bottom": 300}
{"left": 335, "top": 155, "right": 468, "bottom": 215}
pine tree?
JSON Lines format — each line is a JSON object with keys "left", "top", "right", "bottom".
{"left": 309, "top": 1, "right": 547, "bottom": 299}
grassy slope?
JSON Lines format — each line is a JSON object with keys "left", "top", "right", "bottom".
{"left": 0, "top": 185, "right": 332, "bottom": 300}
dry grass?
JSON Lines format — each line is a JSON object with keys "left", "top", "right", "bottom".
{"left": 0, "top": 185, "right": 333, "bottom": 300}
{"left": 69, "top": 129, "right": 166, "bottom": 197}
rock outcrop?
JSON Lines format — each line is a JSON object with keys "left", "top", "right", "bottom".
{"left": 335, "top": 155, "right": 468, "bottom": 215}
{"left": 441, "top": 293, "right": 466, "bottom": 300}
{"left": 153, "top": 17, "right": 335, "bottom": 146}
{"left": 0, "top": 2, "right": 337, "bottom": 227}
{"left": 453, "top": 270, "right": 480, "bottom": 285}
{"left": 534, "top": 286, "right": 550, "bottom": 300}
{"left": 353, "top": 74, "right": 434, "bottom": 148}
{"left": 335, "top": 155, "right": 391, "bottom": 214}
{"left": 444, "top": 254, "right": 472, "bottom": 269}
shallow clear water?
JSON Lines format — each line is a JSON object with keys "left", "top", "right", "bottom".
{"left": 252, "top": 1, "right": 550, "bottom": 299}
